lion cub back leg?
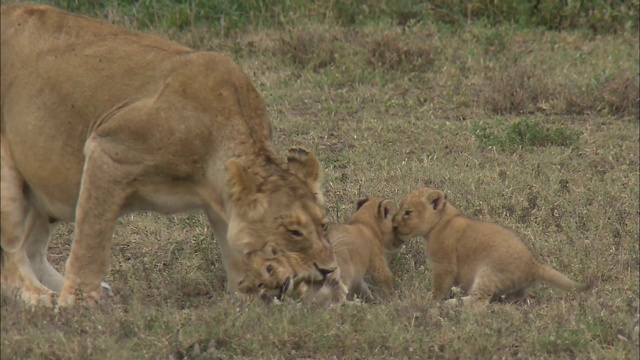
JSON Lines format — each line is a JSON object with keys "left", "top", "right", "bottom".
{"left": 1, "top": 139, "right": 56, "bottom": 306}
{"left": 456, "top": 266, "right": 533, "bottom": 308}
{"left": 451, "top": 267, "right": 500, "bottom": 308}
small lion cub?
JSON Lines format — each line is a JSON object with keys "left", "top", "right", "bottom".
{"left": 393, "top": 187, "right": 591, "bottom": 307}
{"left": 318, "top": 197, "right": 404, "bottom": 303}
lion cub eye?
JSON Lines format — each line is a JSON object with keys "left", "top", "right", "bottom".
{"left": 404, "top": 210, "right": 413, "bottom": 217}
{"left": 288, "top": 229, "right": 304, "bottom": 238}
{"left": 321, "top": 222, "right": 329, "bottom": 231}
{"left": 266, "top": 264, "right": 274, "bottom": 275}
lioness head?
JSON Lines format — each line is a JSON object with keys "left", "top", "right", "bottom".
{"left": 353, "top": 197, "right": 404, "bottom": 251}
{"left": 226, "top": 147, "right": 337, "bottom": 291}
{"left": 393, "top": 187, "right": 447, "bottom": 241}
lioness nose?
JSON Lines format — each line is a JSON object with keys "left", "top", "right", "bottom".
{"left": 315, "top": 264, "right": 336, "bottom": 278}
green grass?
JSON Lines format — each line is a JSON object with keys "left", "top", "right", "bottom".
{"left": 2, "top": 1, "right": 639, "bottom": 359}
{"left": 472, "top": 117, "right": 583, "bottom": 150}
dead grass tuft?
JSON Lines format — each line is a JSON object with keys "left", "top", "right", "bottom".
{"left": 279, "top": 25, "right": 342, "bottom": 71}
{"left": 367, "top": 30, "right": 437, "bottom": 72}
{"left": 596, "top": 72, "right": 640, "bottom": 116}
{"left": 482, "top": 60, "right": 556, "bottom": 115}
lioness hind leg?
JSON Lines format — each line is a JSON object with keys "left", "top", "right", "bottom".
{"left": 22, "top": 209, "right": 64, "bottom": 292}
{"left": 1, "top": 250, "right": 57, "bottom": 306}
{"left": 1, "top": 142, "right": 56, "bottom": 306}
{"left": 57, "top": 141, "right": 133, "bottom": 308}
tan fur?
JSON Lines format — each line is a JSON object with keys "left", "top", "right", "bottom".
{"left": 298, "top": 197, "right": 404, "bottom": 304}
{"left": 393, "top": 187, "right": 591, "bottom": 308}
{"left": 0, "top": 3, "right": 340, "bottom": 307}
{"left": 237, "top": 243, "right": 296, "bottom": 302}
{"left": 237, "top": 242, "right": 348, "bottom": 305}
{"left": 329, "top": 197, "right": 403, "bottom": 302}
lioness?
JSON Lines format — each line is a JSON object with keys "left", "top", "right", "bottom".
{"left": 0, "top": 3, "right": 340, "bottom": 307}
{"left": 393, "top": 187, "right": 591, "bottom": 307}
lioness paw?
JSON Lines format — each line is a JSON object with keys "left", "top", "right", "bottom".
{"left": 20, "top": 287, "right": 57, "bottom": 307}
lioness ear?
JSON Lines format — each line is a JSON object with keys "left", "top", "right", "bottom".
{"left": 356, "top": 197, "right": 369, "bottom": 211}
{"left": 226, "top": 159, "right": 257, "bottom": 203}
{"left": 427, "top": 190, "right": 446, "bottom": 211}
{"left": 378, "top": 199, "right": 396, "bottom": 219}
{"left": 286, "top": 147, "right": 324, "bottom": 205}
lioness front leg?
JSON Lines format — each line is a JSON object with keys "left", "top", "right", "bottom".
{"left": 57, "top": 141, "right": 132, "bottom": 308}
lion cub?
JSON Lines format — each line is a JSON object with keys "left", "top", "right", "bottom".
{"left": 322, "top": 197, "right": 404, "bottom": 302}
{"left": 393, "top": 187, "right": 591, "bottom": 307}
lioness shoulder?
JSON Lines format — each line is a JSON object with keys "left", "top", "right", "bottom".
{"left": 393, "top": 187, "right": 591, "bottom": 307}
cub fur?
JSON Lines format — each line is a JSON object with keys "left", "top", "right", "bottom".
{"left": 393, "top": 187, "right": 591, "bottom": 307}
{"left": 302, "top": 197, "right": 404, "bottom": 304}
{"left": 1, "top": 3, "right": 340, "bottom": 307}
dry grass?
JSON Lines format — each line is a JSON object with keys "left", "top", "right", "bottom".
{"left": 2, "top": 2, "right": 639, "bottom": 359}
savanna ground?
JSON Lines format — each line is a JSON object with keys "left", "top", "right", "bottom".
{"left": 1, "top": 1, "right": 639, "bottom": 359}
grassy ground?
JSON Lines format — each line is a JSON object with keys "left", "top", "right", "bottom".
{"left": 1, "top": 1, "right": 639, "bottom": 359}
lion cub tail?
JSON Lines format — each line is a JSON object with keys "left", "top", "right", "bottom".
{"left": 535, "top": 263, "right": 591, "bottom": 292}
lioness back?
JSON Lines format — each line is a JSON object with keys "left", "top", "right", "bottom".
{"left": 393, "top": 187, "right": 590, "bottom": 308}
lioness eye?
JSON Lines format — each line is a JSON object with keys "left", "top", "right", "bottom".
{"left": 266, "top": 264, "right": 274, "bottom": 275}
{"left": 404, "top": 210, "right": 413, "bottom": 217}
{"left": 258, "top": 283, "right": 264, "bottom": 288}
{"left": 288, "top": 229, "right": 304, "bottom": 237}
{"left": 321, "top": 222, "right": 329, "bottom": 231}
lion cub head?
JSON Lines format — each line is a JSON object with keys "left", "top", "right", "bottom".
{"left": 393, "top": 187, "right": 447, "bottom": 241}
{"left": 237, "top": 242, "right": 295, "bottom": 302}
{"left": 226, "top": 147, "right": 338, "bottom": 291}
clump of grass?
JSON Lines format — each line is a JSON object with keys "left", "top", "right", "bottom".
{"left": 472, "top": 118, "right": 582, "bottom": 150}
{"left": 279, "top": 25, "right": 341, "bottom": 71}
{"left": 482, "top": 58, "right": 639, "bottom": 117}
{"left": 595, "top": 72, "right": 640, "bottom": 116}
{"left": 367, "top": 30, "right": 437, "bottom": 72}
{"left": 482, "top": 60, "right": 555, "bottom": 115}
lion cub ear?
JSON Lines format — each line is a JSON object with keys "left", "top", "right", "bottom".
{"left": 262, "top": 242, "right": 281, "bottom": 259}
{"left": 426, "top": 190, "right": 446, "bottom": 211}
{"left": 378, "top": 199, "right": 396, "bottom": 220}
{"left": 286, "top": 147, "right": 324, "bottom": 205}
{"left": 356, "top": 197, "right": 369, "bottom": 211}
